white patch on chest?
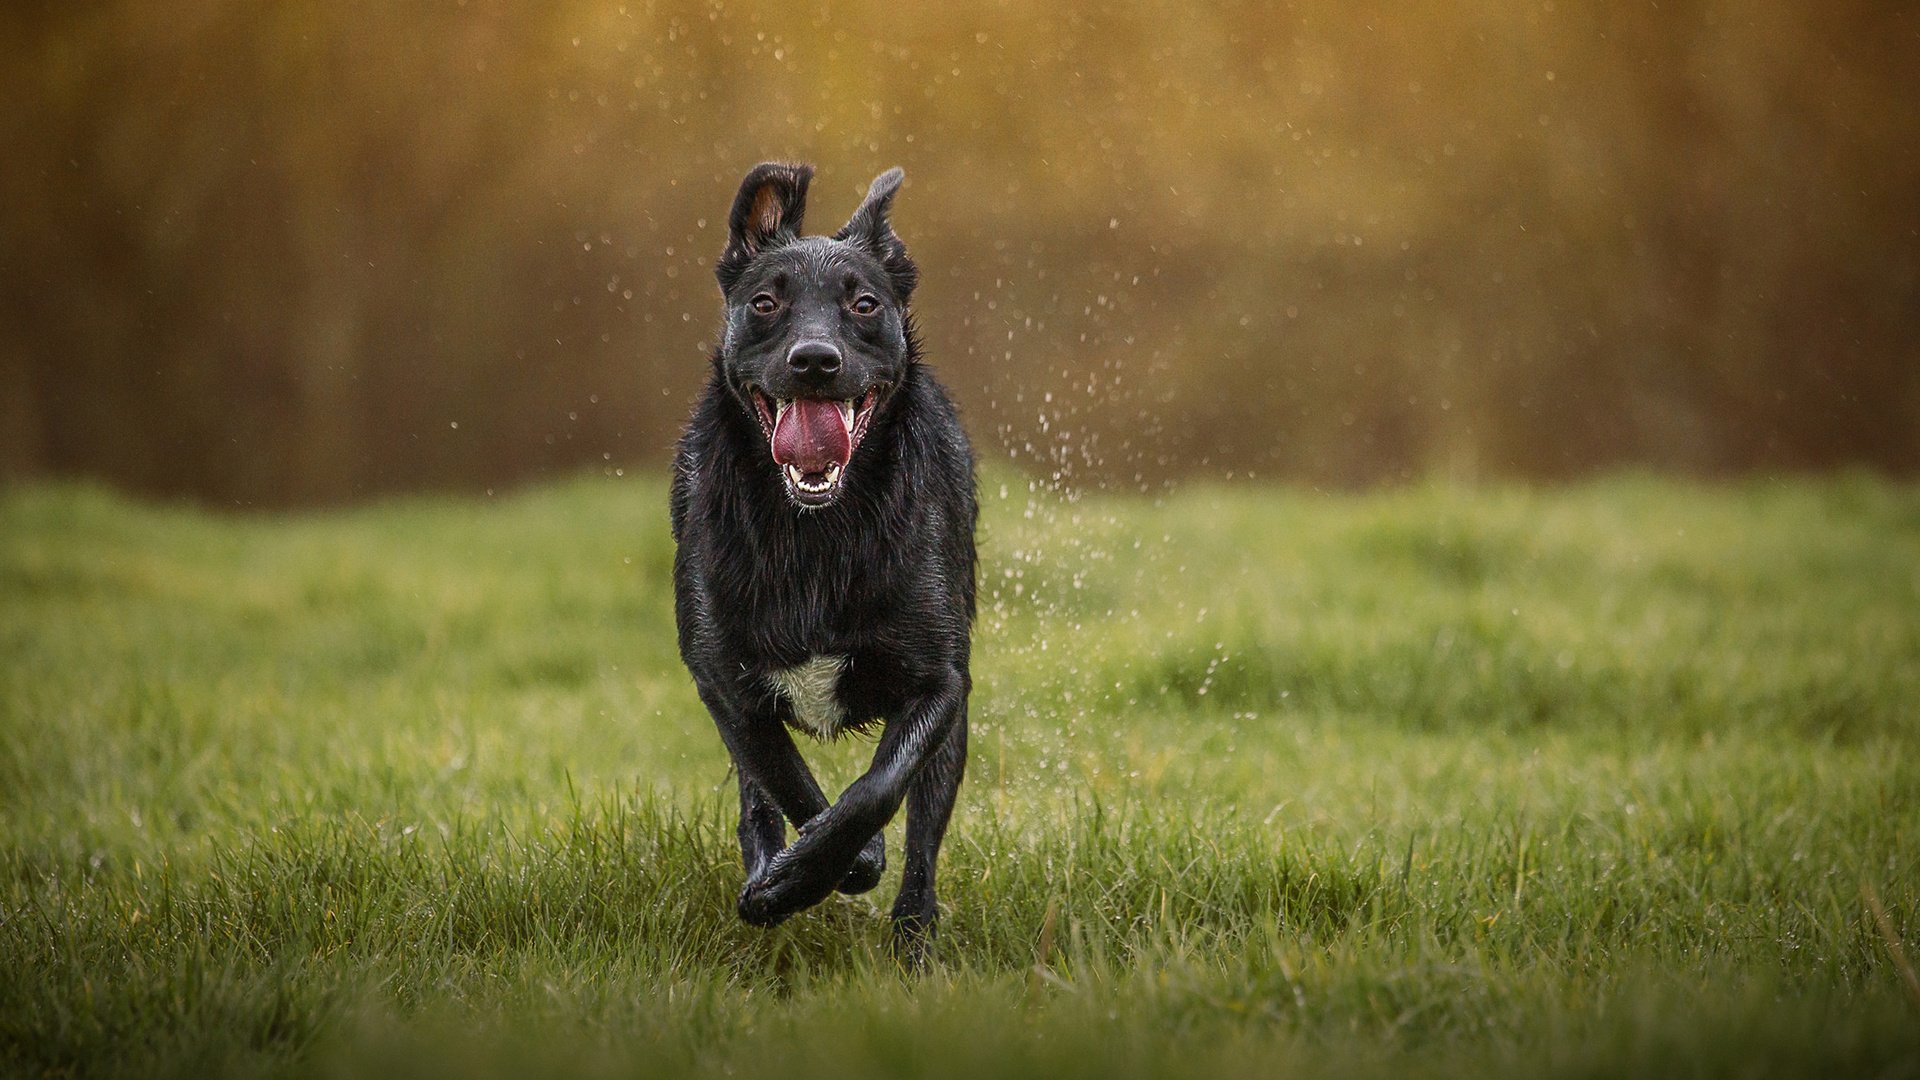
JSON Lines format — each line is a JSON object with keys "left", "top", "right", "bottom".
{"left": 767, "top": 654, "right": 849, "bottom": 738}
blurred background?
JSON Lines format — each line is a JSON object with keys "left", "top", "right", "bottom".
{"left": 3, "top": 0, "right": 1915, "bottom": 507}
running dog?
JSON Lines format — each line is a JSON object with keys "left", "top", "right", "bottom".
{"left": 670, "top": 162, "right": 976, "bottom": 960}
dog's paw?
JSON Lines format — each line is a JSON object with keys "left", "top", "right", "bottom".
{"left": 736, "top": 877, "right": 793, "bottom": 928}
{"left": 735, "top": 846, "right": 846, "bottom": 928}
{"left": 888, "top": 906, "right": 938, "bottom": 971}
{"left": 837, "top": 831, "right": 885, "bottom": 895}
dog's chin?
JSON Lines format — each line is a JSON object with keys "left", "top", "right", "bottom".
{"left": 748, "top": 386, "right": 886, "bottom": 511}
{"left": 778, "top": 461, "right": 843, "bottom": 508}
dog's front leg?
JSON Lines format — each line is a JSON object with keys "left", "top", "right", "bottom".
{"left": 735, "top": 770, "right": 785, "bottom": 883}
{"left": 737, "top": 666, "right": 965, "bottom": 928}
{"left": 696, "top": 679, "right": 886, "bottom": 917}
{"left": 697, "top": 680, "right": 831, "bottom": 822}
{"left": 890, "top": 700, "right": 966, "bottom": 966}
{"left": 735, "top": 769, "right": 887, "bottom": 899}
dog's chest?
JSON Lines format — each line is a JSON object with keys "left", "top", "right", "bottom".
{"left": 766, "top": 654, "right": 849, "bottom": 738}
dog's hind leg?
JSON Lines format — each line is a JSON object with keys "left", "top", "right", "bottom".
{"left": 891, "top": 702, "right": 967, "bottom": 966}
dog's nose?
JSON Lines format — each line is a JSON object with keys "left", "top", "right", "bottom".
{"left": 787, "top": 342, "right": 842, "bottom": 382}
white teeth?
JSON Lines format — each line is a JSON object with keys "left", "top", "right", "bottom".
{"left": 774, "top": 399, "right": 793, "bottom": 425}
{"left": 784, "top": 462, "right": 840, "bottom": 495}
{"left": 837, "top": 400, "right": 854, "bottom": 431}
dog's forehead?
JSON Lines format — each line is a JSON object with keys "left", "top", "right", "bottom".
{"left": 740, "top": 237, "right": 883, "bottom": 291}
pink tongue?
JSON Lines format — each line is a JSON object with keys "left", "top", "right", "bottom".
{"left": 771, "top": 399, "right": 851, "bottom": 474}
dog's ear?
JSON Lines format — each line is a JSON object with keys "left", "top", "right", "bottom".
{"left": 717, "top": 162, "right": 812, "bottom": 292}
{"left": 834, "top": 167, "right": 918, "bottom": 302}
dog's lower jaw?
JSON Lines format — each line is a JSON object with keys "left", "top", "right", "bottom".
{"left": 783, "top": 463, "right": 844, "bottom": 509}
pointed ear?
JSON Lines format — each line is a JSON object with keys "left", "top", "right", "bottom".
{"left": 834, "top": 167, "right": 917, "bottom": 301}
{"left": 717, "top": 162, "right": 812, "bottom": 292}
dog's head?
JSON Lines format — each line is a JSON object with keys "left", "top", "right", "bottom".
{"left": 713, "top": 162, "right": 919, "bottom": 509}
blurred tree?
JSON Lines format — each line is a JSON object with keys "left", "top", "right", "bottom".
{"left": 1, "top": 0, "right": 1914, "bottom": 504}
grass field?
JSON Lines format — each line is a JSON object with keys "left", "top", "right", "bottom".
{"left": 3, "top": 471, "right": 1918, "bottom": 1078}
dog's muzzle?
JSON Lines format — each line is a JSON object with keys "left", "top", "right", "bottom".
{"left": 749, "top": 387, "right": 884, "bottom": 507}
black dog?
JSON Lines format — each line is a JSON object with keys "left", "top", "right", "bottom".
{"left": 670, "top": 162, "right": 976, "bottom": 957}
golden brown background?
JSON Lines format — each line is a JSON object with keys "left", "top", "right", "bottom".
{"left": 3, "top": 1, "right": 1915, "bottom": 505}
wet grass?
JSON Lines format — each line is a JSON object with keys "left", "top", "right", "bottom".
{"left": 2, "top": 472, "right": 1917, "bottom": 1077}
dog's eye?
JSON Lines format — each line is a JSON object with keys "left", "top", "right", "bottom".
{"left": 849, "top": 294, "right": 880, "bottom": 316}
{"left": 750, "top": 293, "right": 779, "bottom": 315}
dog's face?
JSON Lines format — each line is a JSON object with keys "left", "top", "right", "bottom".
{"left": 714, "top": 163, "right": 919, "bottom": 509}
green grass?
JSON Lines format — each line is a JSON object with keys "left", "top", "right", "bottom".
{"left": 2, "top": 471, "right": 1917, "bottom": 1078}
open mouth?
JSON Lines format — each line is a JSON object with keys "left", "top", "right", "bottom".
{"left": 748, "top": 386, "right": 885, "bottom": 507}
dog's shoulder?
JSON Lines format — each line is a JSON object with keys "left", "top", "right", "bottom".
{"left": 887, "top": 367, "right": 979, "bottom": 612}
{"left": 891, "top": 368, "right": 975, "bottom": 498}
{"left": 671, "top": 370, "right": 762, "bottom": 537}
{"left": 669, "top": 375, "right": 722, "bottom": 542}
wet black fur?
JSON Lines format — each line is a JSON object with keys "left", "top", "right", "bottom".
{"left": 670, "top": 163, "right": 976, "bottom": 960}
